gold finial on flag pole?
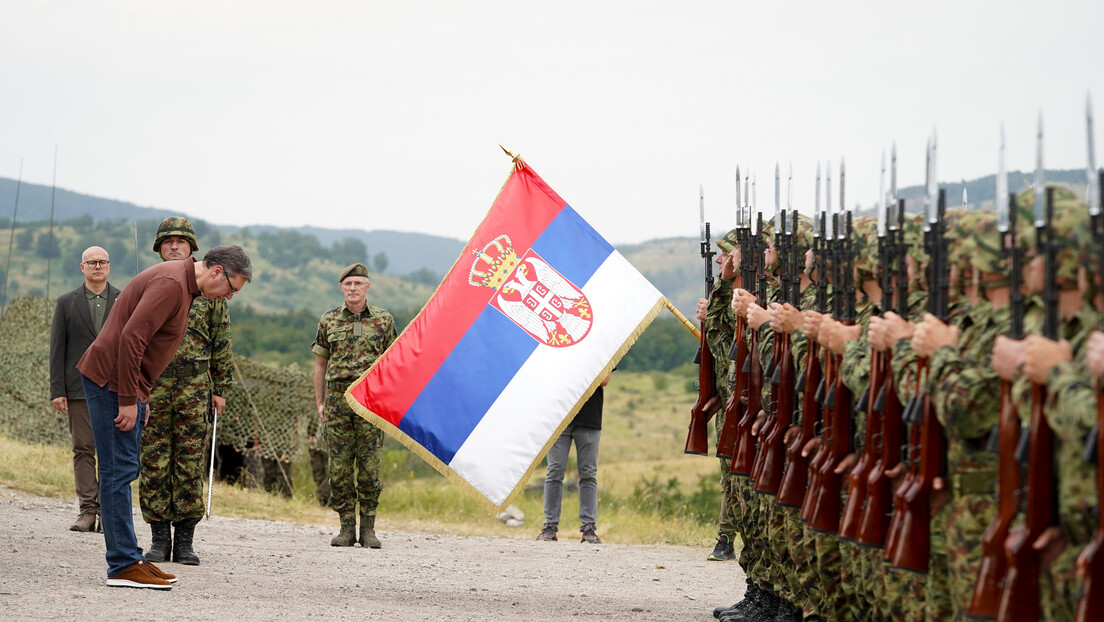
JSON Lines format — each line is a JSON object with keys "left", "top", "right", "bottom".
{"left": 499, "top": 145, "right": 525, "bottom": 171}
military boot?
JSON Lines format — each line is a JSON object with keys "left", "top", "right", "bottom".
{"left": 713, "top": 579, "right": 760, "bottom": 618}
{"left": 171, "top": 519, "right": 200, "bottom": 565}
{"left": 721, "top": 588, "right": 774, "bottom": 622}
{"left": 145, "top": 522, "right": 172, "bottom": 563}
{"left": 773, "top": 600, "right": 802, "bottom": 622}
{"left": 359, "top": 514, "right": 381, "bottom": 549}
{"left": 331, "top": 516, "right": 357, "bottom": 547}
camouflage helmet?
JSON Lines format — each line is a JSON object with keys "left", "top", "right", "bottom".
{"left": 716, "top": 228, "right": 738, "bottom": 253}
{"left": 901, "top": 211, "right": 929, "bottom": 287}
{"left": 850, "top": 216, "right": 879, "bottom": 284}
{"left": 152, "top": 217, "right": 199, "bottom": 254}
{"left": 792, "top": 213, "right": 814, "bottom": 250}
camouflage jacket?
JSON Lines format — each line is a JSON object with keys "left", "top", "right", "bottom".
{"left": 160, "top": 297, "right": 234, "bottom": 396}
{"left": 706, "top": 278, "right": 736, "bottom": 395}
{"left": 312, "top": 303, "right": 397, "bottom": 383}
{"left": 927, "top": 299, "right": 1006, "bottom": 475}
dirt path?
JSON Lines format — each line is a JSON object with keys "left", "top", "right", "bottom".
{"left": 0, "top": 486, "right": 742, "bottom": 621}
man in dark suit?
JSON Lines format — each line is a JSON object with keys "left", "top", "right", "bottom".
{"left": 50, "top": 245, "right": 120, "bottom": 532}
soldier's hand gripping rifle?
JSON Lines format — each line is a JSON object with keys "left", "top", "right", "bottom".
{"left": 998, "top": 149, "right": 1059, "bottom": 621}
{"left": 968, "top": 131, "right": 1021, "bottom": 619}
{"left": 1076, "top": 166, "right": 1104, "bottom": 622}
{"left": 807, "top": 161, "right": 856, "bottom": 534}
{"left": 687, "top": 185, "right": 722, "bottom": 455}
{"left": 756, "top": 165, "right": 797, "bottom": 495}
{"left": 889, "top": 139, "right": 948, "bottom": 573}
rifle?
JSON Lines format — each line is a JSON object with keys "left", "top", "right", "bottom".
{"left": 801, "top": 167, "right": 834, "bottom": 523}
{"left": 806, "top": 161, "right": 855, "bottom": 534}
{"left": 755, "top": 165, "right": 796, "bottom": 495}
{"left": 888, "top": 138, "right": 948, "bottom": 573}
{"left": 859, "top": 193, "right": 908, "bottom": 547}
{"left": 997, "top": 165, "right": 1058, "bottom": 622}
{"left": 779, "top": 169, "right": 824, "bottom": 508}
{"left": 968, "top": 131, "right": 1020, "bottom": 619}
{"left": 841, "top": 155, "right": 892, "bottom": 542}
{"left": 1076, "top": 167, "right": 1104, "bottom": 622}
{"left": 732, "top": 196, "right": 766, "bottom": 476}
{"left": 717, "top": 169, "right": 747, "bottom": 460}
{"left": 687, "top": 185, "right": 721, "bottom": 455}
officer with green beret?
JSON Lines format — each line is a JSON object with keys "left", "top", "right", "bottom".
{"left": 313, "top": 263, "right": 397, "bottom": 548}
{"left": 141, "top": 216, "right": 235, "bottom": 566}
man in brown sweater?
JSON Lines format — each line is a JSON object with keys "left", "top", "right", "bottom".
{"left": 76, "top": 245, "right": 252, "bottom": 590}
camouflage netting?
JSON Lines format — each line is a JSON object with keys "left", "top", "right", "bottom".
{"left": 0, "top": 295, "right": 315, "bottom": 463}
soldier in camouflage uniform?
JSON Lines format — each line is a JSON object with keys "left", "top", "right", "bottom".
{"left": 700, "top": 228, "right": 740, "bottom": 562}
{"left": 141, "top": 217, "right": 234, "bottom": 566}
{"left": 313, "top": 262, "right": 397, "bottom": 549}
{"left": 990, "top": 187, "right": 1093, "bottom": 620}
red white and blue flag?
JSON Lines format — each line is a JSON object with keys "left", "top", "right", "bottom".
{"left": 346, "top": 159, "right": 666, "bottom": 509}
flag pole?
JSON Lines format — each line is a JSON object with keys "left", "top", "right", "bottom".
{"left": 664, "top": 299, "right": 701, "bottom": 339}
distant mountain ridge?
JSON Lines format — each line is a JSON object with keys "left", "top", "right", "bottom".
{"left": 1, "top": 169, "right": 1094, "bottom": 320}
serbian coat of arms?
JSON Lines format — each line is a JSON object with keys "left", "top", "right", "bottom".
{"left": 468, "top": 234, "right": 592, "bottom": 347}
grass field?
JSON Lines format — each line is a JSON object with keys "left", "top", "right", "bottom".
{"left": 0, "top": 370, "right": 724, "bottom": 546}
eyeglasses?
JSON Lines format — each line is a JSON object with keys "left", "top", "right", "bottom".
{"left": 222, "top": 270, "right": 239, "bottom": 294}
{"left": 83, "top": 260, "right": 110, "bottom": 268}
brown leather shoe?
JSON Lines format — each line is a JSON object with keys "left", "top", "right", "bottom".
{"left": 105, "top": 561, "right": 172, "bottom": 589}
{"left": 70, "top": 513, "right": 96, "bottom": 532}
{"left": 141, "top": 560, "right": 178, "bottom": 584}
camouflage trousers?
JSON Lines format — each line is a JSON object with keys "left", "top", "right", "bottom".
{"left": 760, "top": 495, "right": 791, "bottom": 601}
{"left": 944, "top": 492, "right": 996, "bottom": 619}
{"left": 811, "top": 528, "right": 847, "bottom": 619}
{"left": 140, "top": 372, "right": 209, "bottom": 523}
{"left": 306, "top": 404, "right": 330, "bottom": 504}
{"left": 325, "top": 381, "right": 383, "bottom": 519}
{"left": 716, "top": 402, "right": 737, "bottom": 540}
{"left": 926, "top": 503, "right": 955, "bottom": 620}
{"left": 730, "top": 475, "right": 766, "bottom": 588}
{"left": 776, "top": 503, "right": 816, "bottom": 616}
{"left": 1040, "top": 515, "right": 1094, "bottom": 622}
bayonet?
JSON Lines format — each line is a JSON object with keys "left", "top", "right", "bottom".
{"left": 963, "top": 188, "right": 969, "bottom": 211}
{"left": 878, "top": 151, "right": 887, "bottom": 237}
{"left": 998, "top": 125, "right": 1009, "bottom": 232}
{"left": 1088, "top": 93, "right": 1099, "bottom": 217}
{"left": 775, "top": 163, "right": 782, "bottom": 232}
{"left": 700, "top": 183, "right": 707, "bottom": 242}
{"left": 839, "top": 158, "right": 847, "bottom": 240}
{"left": 736, "top": 167, "right": 743, "bottom": 227}
{"left": 1035, "top": 113, "right": 1045, "bottom": 227}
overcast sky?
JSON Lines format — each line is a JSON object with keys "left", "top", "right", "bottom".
{"left": 2, "top": 1, "right": 1102, "bottom": 245}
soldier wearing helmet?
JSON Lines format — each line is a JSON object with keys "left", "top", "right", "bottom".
{"left": 139, "top": 217, "right": 234, "bottom": 567}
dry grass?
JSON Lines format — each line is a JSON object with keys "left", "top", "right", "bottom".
{"left": 0, "top": 371, "right": 724, "bottom": 546}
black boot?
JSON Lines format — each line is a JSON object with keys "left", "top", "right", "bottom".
{"left": 146, "top": 522, "right": 171, "bottom": 563}
{"left": 773, "top": 600, "right": 802, "bottom": 622}
{"left": 714, "top": 579, "right": 760, "bottom": 618}
{"left": 721, "top": 586, "right": 771, "bottom": 622}
{"left": 172, "top": 519, "right": 200, "bottom": 565}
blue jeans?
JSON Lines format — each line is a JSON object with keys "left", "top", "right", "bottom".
{"left": 81, "top": 375, "right": 146, "bottom": 577}
{"left": 543, "top": 423, "right": 600, "bottom": 526}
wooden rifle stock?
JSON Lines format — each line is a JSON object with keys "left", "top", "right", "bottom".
{"left": 967, "top": 381, "right": 1020, "bottom": 619}
{"left": 686, "top": 326, "right": 721, "bottom": 455}
{"left": 889, "top": 363, "right": 943, "bottom": 572}
{"left": 751, "top": 341, "right": 781, "bottom": 485}
{"left": 716, "top": 318, "right": 748, "bottom": 459}
{"left": 731, "top": 325, "right": 764, "bottom": 474}
{"left": 997, "top": 384, "right": 1054, "bottom": 621}
{"left": 858, "top": 347, "right": 902, "bottom": 547}
{"left": 883, "top": 388, "right": 921, "bottom": 563}
{"left": 806, "top": 349, "right": 853, "bottom": 533}
{"left": 1075, "top": 389, "right": 1104, "bottom": 622}
{"left": 839, "top": 349, "right": 883, "bottom": 541}
{"left": 778, "top": 341, "right": 820, "bottom": 508}
{"left": 755, "top": 332, "right": 794, "bottom": 494}
{"left": 801, "top": 348, "right": 832, "bottom": 522}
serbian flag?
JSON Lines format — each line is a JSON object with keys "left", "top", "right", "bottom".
{"left": 346, "top": 158, "right": 667, "bottom": 510}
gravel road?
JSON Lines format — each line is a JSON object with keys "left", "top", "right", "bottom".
{"left": 0, "top": 485, "right": 742, "bottom": 621}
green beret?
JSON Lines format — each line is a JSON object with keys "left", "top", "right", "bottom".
{"left": 339, "top": 262, "right": 370, "bottom": 282}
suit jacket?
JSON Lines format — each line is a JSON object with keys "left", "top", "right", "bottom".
{"left": 49, "top": 282, "right": 121, "bottom": 400}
